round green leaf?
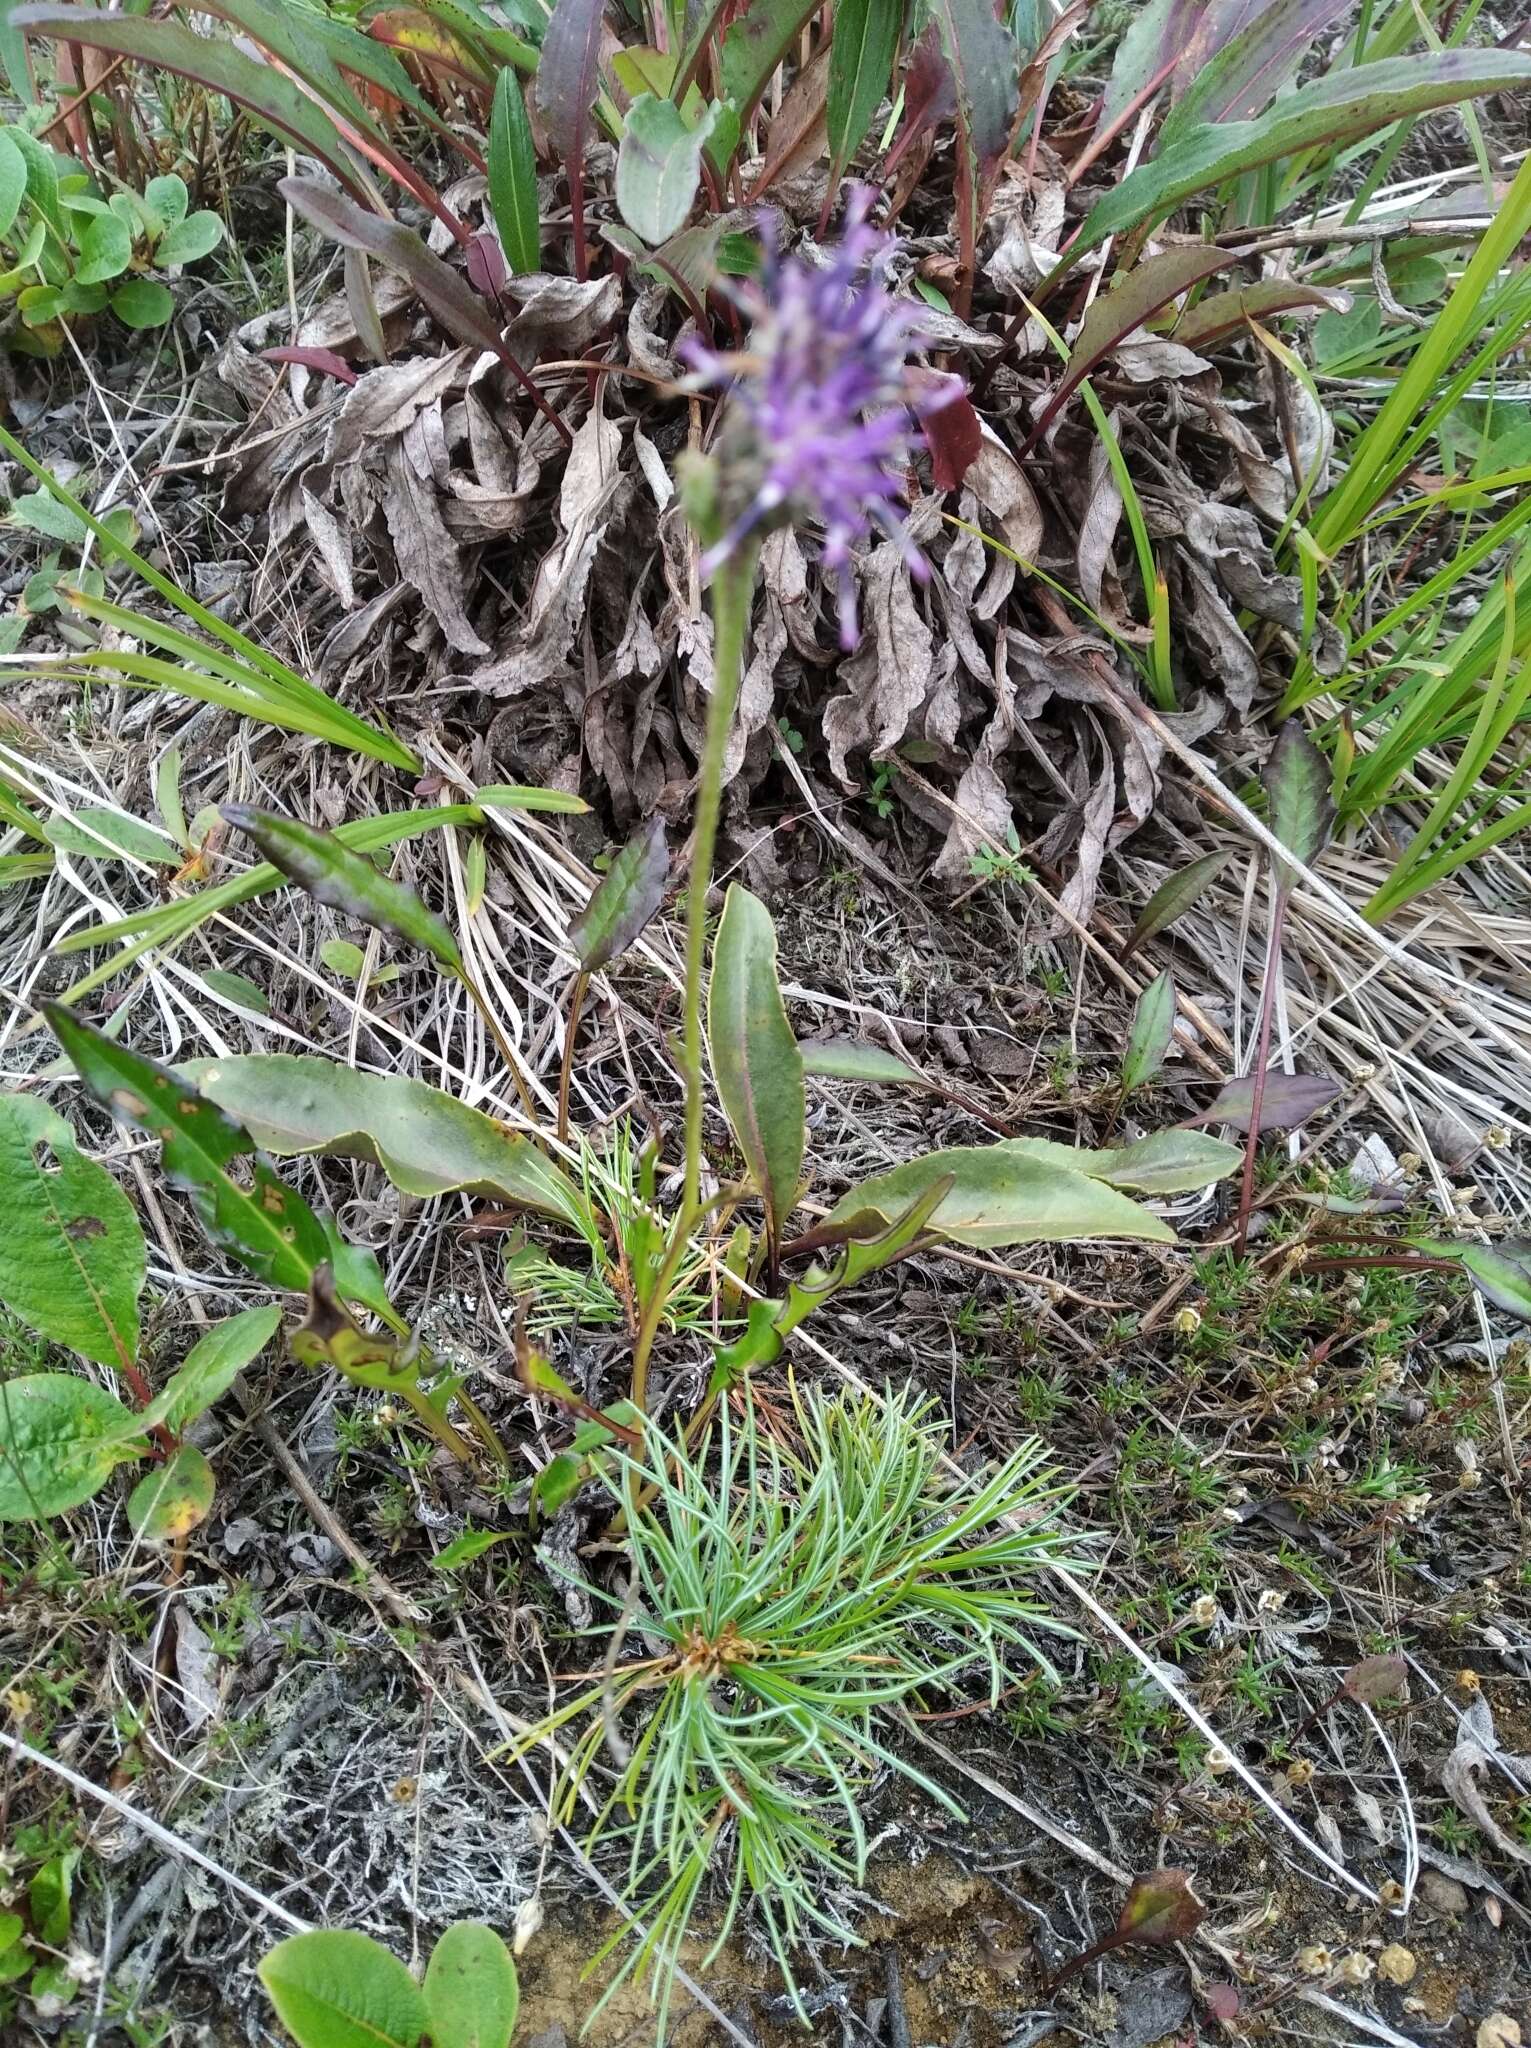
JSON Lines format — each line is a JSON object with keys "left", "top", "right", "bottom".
{"left": 0, "top": 1374, "right": 138, "bottom": 1523}
{"left": 423, "top": 1923, "right": 519, "bottom": 2048}
{"left": 258, "top": 1930, "right": 428, "bottom": 2048}
{"left": 143, "top": 174, "right": 190, "bottom": 227}
{"left": 127, "top": 1443, "right": 214, "bottom": 1543}
{"left": 75, "top": 212, "right": 132, "bottom": 284}
{"left": 110, "top": 276, "right": 174, "bottom": 328}
{"left": 155, "top": 211, "right": 223, "bottom": 266}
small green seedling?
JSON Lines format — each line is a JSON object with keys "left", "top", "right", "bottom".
{"left": 0, "top": 132, "right": 222, "bottom": 353}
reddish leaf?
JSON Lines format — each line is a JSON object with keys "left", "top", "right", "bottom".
{"left": 1027, "top": 243, "right": 1231, "bottom": 448}
{"left": 465, "top": 229, "right": 506, "bottom": 298}
{"left": 1342, "top": 1653, "right": 1407, "bottom": 1704}
{"left": 535, "top": 0, "right": 607, "bottom": 168}
{"left": 1187, "top": 1069, "right": 1341, "bottom": 1134}
{"left": 261, "top": 345, "right": 359, "bottom": 385}
{"left": 1116, "top": 1868, "right": 1204, "bottom": 1946}
{"left": 1171, "top": 279, "right": 1352, "bottom": 350}
{"left": 884, "top": 27, "right": 955, "bottom": 173}
{"left": 924, "top": 386, "right": 983, "bottom": 491}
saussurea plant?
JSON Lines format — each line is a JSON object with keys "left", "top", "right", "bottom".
{"left": 10, "top": 184, "right": 1516, "bottom": 2020}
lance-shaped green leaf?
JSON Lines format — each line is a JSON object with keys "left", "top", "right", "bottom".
{"left": 488, "top": 67, "right": 541, "bottom": 275}
{"left": 800, "top": 1038, "right": 931, "bottom": 1088}
{"left": 708, "top": 885, "right": 805, "bottom": 1254}
{"left": 1265, "top": 719, "right": 1335, "bottom": 886}
{"left": 423, "top": 1923, "right": 519, "bottom": 2048}
{"left": 1412, "top": 1238, "right": 1531, "bottom": 1324}
{"left": 825, "top": 1145, "right": 1175, "bottom": 1248}
{"left": 1008, "top": 1130, "right": 1240, "bottom": 1195}
{"left": 1054, "top": 50, "right": 1531, "bottom": 277}
{"left": 187, "top": 1056, "right": 593, "bottom": 1239}
{"left": 828, "top": 0, "right": 902, "bottom": 186}
{"left": 1121, "top": 970, "right": 1176, "bottom": 1096}
{"left": 223, "top": 806, "right": 464, "bottom": 974}
{"left": 1125, "top": 852, "right": 1232, "bottom": 954}
{"left": 127, "top": 1306, "right": 282, "bottom": 1438}
{"left": 0, "top": 1374, "right": 140, "bottom": 1523}
{"left": 127, "top": 1443, "right": 215, "bottom": 1544}
{"left": 0, "top": 1092, "right": 145, "bottom": 1371}
{"left": 720, "top": 0, "right": 822, "bottom": 125}
{"left": 44, "top": 1007, "right": 331, "bottom": 1294}
{"left": 258, "top": 1930, "right": 429, "bottom": 2048}
{"left": 567, "top": 815, "right": 668, "bottom": 973}
{"left": 616, "top": 94, "right": 718, "bottom": 244}
{"left": 11, "top": 6, "right": 374, "bottom": 199}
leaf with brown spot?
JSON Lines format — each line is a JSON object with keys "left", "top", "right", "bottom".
{"left": 45, "top": 1006, "right": 331, "bottom": 1296}
{"left": 0, "top": 1091, "right": 145, "bottom": 1372}
{"left": 223, "top": 805, "right": 464, "bottom": 974}
{"left": 127, "top": 1443, "right": 215, "bottom": 1544}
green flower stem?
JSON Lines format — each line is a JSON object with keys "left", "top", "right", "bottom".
{"left": 680, "top": 543, "right": 760, "bottom": 1219}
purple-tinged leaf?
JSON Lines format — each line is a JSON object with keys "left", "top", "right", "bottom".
{"left": 279, "top": 175, "right": 501, "bottom": 354}
{"left": 1099, "top": 0, "right": 1203, "bottom": 128}
{"left": 1188, "top": 1069, "right": 1341, "bottom": 1134}
{"left": 277, "top": 177, "right": 574, "bottom": 446}
{"left": 13, "top": 5, "right": 372, "bottom": 200}
{"left": 535, "top": 0, "right": 607, "bottom": 168}
{"left": 568, "top": 815, "right": 668, "bottom": 974}
{"left": 261, "top": 344, "right": 358, "bottom": 385}
{"left": 1125, "top": 850, "right": 1231, "bottom": 955}
{"left": 465, "top": 229, "right": 506, "bottom": 298}
{"left": 1342, "top": 1653, "right": 1407, "bottom": 1704}
{"left": 930, "top": 0, "right": 1018, "bottom": 171}
{"left": 1171, "top": 279, "right": 1351, "bottom": 349}
{"left": 1029, "top": 242, "right": 1230, "bottom": 446}
{"left": 1165, "top": 0, "right": 1355, "bottom": 139}
{"left": 1266, "top": 718, "right": 1335, "bottom": 880}
{"left": 925, "top": 386, "right": 983, "bottom": 491}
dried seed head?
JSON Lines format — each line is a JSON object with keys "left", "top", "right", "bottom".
{"left": 513, "top": 1896, "right": 544, "bottom": 1956}
{"left": 1379, "top": 1879, "right": 1406, "bottom": 1910}
{"left": 1399, "top": 1491, "right": 1432, "bottom": 1522}
{"left": 1377, "top": 1943, "right": 1416, "bottom": 1985}
{"left": 1205, "top": 1745, "right": 1234, "bottom": 1776}
{"left": 1174, "top": 1306, "right": 1203, "bottom": 1336}
{"left": 1484, "top": 1126, "right": 1509, "bottom": 1150}
{"left": 1285, "top": 1758, "right": 1315, "bottom": 1788}
{"left": 1297, "top": 1945, "right": 1332, "bottom": 1977}
{"left": 1456, "top": 1668, "right": 1482, "bottom": 1694}
{"left": 1337, "top": 1952, "right": 1375, "bottom": 1986}
{"left": 1257, "top": 1588, "right": 1287, "bottom": 1614}
{"left": 1187, "top": 1595, "right": 1218, "bottom": 1627}
{"left": 1477, "top": 2017, "right": 1522, "bottom": 2048}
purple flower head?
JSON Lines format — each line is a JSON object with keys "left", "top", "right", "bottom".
{"left": 682, "top": 186, "right": 958, "bottom": 649}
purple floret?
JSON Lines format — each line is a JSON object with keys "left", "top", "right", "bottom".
{"left": 682, "top": 186, "right": 957, "bottom": 649}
